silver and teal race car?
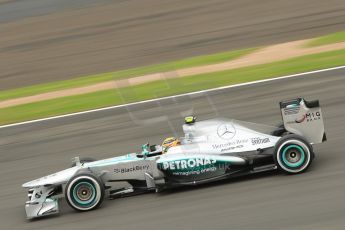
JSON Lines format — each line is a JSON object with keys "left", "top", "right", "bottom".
{"left": 22, "top": 98, "right": 326, "bottom": 219}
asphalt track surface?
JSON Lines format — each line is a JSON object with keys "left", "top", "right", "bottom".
{"left": 0, "top": 68, "right": 344, "bottom": 229}
{"left": 1, "top": 0, "right": 345, "bottom": 89}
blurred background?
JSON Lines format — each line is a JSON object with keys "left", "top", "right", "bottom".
{"left": 1, "top": 0, "right": 345, "bottom": 88}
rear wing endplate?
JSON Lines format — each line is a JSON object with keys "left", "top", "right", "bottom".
{"left": 280, "top": 98, "right": 326, "bottom": 144}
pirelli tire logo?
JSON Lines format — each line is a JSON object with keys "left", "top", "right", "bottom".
{"left": 160, "top": 157, "right": 217, "bottom": 171}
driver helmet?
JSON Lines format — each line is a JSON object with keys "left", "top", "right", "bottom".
{"left": 162, "top": 137, "right": 180, "bottom": 153}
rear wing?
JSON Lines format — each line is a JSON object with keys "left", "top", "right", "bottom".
{"left": 280, "top": 98, "right": 326, "bottom": 144}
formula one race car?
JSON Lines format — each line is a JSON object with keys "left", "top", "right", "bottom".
{"left": 22, "top": 98, "right": 326, "bottom": 219}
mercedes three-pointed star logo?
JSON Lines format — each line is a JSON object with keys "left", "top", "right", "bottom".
{"left": 217, "top": 123, "right": 236, "bottom": 140}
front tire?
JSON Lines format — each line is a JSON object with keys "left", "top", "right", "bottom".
{"left": 274, "top": 134, "right": 314, "bottom": 174}
{"left": 65, "top": 172, "right": 105, "bottom": 211}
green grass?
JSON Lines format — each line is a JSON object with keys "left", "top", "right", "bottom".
{"left": 307, "top": 31, "right": 345, "bottom": 47}
{"left": 1, "top": 49, "right": 344, "bottom": 125}
{"left": 0, "top": 48, "right": 256, "bottom": 102}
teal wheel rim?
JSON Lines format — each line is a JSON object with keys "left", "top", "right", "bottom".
{"left": 281, "top": 144, "right": 305, "bottom": 168}
{"left": 72, "top": 181, "right": 96, "bottom": 206}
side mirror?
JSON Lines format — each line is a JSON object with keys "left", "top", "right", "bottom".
{"left": 141, "top": 143, "right": 150, "bottom": 158}
{"left": 72, "top": 156, "right": 81, "bottom": 166}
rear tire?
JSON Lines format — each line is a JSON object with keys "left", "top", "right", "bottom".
{"left": 65, "top": 172, "right": 105, "bottom": 211}
{"left": 274, "top": 134, "right": 314, "bottom": 174}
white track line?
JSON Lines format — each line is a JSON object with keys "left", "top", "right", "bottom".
{"left": 1, "top": 65, "right": 344, "bottom": 129}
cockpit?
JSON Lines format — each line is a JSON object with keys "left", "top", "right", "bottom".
{"left": 136, "top": 116, "right": 197, "bottom": 158}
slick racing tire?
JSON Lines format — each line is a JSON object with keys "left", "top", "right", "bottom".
{"left": 70, "top": 157, "right": 96, "bottom": 167}
{"left": 65, "top": 172, "right": 105, "bottom": 211}
{"left": 274, "top": 134, "right": 314, "bottom": 174}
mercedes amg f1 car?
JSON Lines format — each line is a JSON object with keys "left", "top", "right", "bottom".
{"left": 22, "top": 98, "right": 326, "bottom": 219}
